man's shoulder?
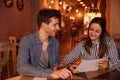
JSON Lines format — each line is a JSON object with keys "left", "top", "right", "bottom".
{"left": 22, "top": 33, "right": 34, "bottom": 39}
{"left": 21, "top": 33, "right": 39, "bottom": 43}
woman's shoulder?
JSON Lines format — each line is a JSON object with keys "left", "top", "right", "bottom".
{"left": 77, "top": 40, "right": 85, "bottom": 47}
{"left": 106, "top": 37, "right": 114, "bottom": 42}
{"left": 105, "top": 37, "right": 115, "bottom": 45}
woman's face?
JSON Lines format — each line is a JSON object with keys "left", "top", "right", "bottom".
{"left": 89, "top": 23, "right": 102, "bottom": 43}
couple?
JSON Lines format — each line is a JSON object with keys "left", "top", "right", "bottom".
{"left": 17, "top": 9, "right": 120, "bottom": 79}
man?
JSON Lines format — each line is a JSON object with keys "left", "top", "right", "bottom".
{"left": 17, "top": 9, "right": 72, "bottom": 79}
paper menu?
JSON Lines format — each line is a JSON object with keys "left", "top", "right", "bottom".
{"left": 76, "top": 59, "right": 101, "bottom": 72}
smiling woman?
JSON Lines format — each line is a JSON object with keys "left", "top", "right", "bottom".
{"left": 4, "top": 0, "right": 13, "bottom": 8}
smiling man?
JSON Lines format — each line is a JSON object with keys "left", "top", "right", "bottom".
{"left": 17, "top": 9, "right": 72, "bottom": 79}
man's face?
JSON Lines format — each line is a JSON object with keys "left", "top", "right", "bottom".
{"left": 44, "top": 17, "right": 60, "bottom": 37}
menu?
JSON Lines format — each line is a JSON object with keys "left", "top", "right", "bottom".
{"left": 76, "top": 59, "right": 101, "bottom": 72}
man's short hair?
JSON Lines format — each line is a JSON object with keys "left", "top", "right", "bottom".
{"left": 37, "top": 9, "right": 61, "bottom": 28}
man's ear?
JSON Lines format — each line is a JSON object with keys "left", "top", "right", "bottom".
{"left": 41, "top": 22, "right": 47, "bottom": 29}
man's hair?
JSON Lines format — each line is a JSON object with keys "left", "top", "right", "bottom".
{"left": 37, "top": 9, "right": 61, "bottom": 28}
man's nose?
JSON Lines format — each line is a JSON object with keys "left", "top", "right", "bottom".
{"left": 56, "top": 26, "right": 60, "bottom": 31}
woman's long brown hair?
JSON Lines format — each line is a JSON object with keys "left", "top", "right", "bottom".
{"left": 84, "top": 17, "right": 108, "bottom": 58}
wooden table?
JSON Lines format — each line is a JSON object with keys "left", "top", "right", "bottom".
{"left": 6, "top": 69, "right": 120, "bottom": 80}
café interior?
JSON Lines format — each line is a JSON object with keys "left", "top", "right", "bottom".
{"left": 0, "top": 0, "right": 120, "bottom": 80}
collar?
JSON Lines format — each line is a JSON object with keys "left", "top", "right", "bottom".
{"left": 92, "top": 41, "right": 100, "bottom": 49}
{"left": 35, "top": 31, "right": 53, "bottom": 45}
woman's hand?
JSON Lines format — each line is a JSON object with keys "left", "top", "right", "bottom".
{"left": 67, "top": 63, "right": 79, "bottom": 73}
{"left": 67, "top": 57, "right": 82, "bottom": 73}
{"left": 97, "top": 57, "right": 109, "bottom": 70}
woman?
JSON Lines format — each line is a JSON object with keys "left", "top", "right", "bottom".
{"left": 62, "top": 17, "right": 120, "bottom": 72}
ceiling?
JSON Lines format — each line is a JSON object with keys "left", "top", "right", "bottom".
{"left": 61, "top": 0, "right": 106, "bottom": 18}
{"left": 58, "top": 0, "right": 106, "bottom": 24}
{"left": 65, "top": 0, "right": 105, "bottom": 9}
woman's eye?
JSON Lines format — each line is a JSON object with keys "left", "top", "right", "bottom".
{"left": 95, "top": 30, "right": 100, "bottom": 33}
{"left": 89, "top": 28, "right": 94, "bottom": 31}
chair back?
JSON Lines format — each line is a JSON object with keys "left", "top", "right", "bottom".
{"left": 0, "top": 42, "right": 10, "bottom": 79}
{"left": 9, "top": 36, "right": 17, "bottom": 44}
{"left": 0, "top": 42, "right": 10, "bottom": 66}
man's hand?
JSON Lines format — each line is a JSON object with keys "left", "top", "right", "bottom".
{"left": 51, "top": 68, "right": 72, "bottom": 79}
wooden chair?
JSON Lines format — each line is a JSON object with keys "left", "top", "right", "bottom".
{"left": 9, "top": 36, "right": 18, "bottom": 75}
{"left": 9, "top": 36, "right": 17, "bottom": 44}
{"left": 0, "top": 42, "right": 10, "bottom": 79}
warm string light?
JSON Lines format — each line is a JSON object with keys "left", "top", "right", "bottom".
{"left": 76, "top": 9, "right": 78, "bottom": 13}
{"left": 48, "top": 5, "right": 51, "bottom": 8}
{"left": 51, "top": 0, "right": 54, "bottom": 4}
{"left": 80, "top": 2, "right": 84, "bottom": 4}
{"left": 59, "top": 1, "right": 62, "bottom": 5}
{"left": 70, "top": 16, "right": 75, "bottom": 21}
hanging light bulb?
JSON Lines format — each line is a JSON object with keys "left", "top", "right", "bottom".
{"left": 76, "top": 9, "right": 79, "bottom": 13}
{"left": 59, "top": 1, "right": 62, "bottom": 5}
{"left": 51, "top": 0, "right": 54, "bottom": 4}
